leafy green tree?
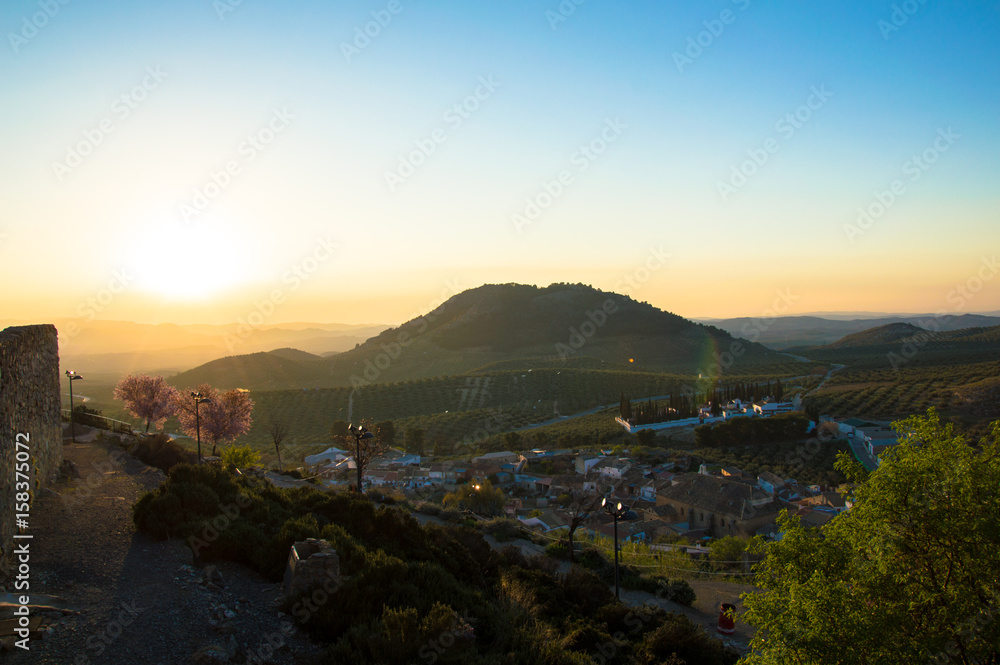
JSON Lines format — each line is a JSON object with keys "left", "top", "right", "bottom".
{"left": 443, "top": 479, "right": 505, "bottom": 516}
{"left": 742, "top": 410, "right": 1000, "bottom": 664}
{"left": 635, "top": 428, "right": 656, "bottom": 446}
{"left": 708, "top": 535, "right": 747, "bottom": 570}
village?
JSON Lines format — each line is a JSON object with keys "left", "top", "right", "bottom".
{"left": 300, "top": 397, "right": 904, "bottom": 549}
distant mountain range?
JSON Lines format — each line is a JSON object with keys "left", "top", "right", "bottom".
{"left": 795, "top": 322, "right": 1000, "bottom": 370}
{"left": 9, "top": 318, "right": 389, "bottom": 380}
{"left": 168, "top": 283, "right": 799, "bottom": 390}
{"left": 704, "top": 314, "right": 1000, "bottom": 350}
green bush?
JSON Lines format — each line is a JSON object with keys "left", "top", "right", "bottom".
{"left": 132, "top": 461, "right": 733, "bottom": 664}
{"left": 481, "top": 518, "right": 522, "bottom": 542}
{"left": 220, "top": 444, "right": 261, "bottom": 469}
{"left": 545, "top": 541, "right": 569, "bottom": 559}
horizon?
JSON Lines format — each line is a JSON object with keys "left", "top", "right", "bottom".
{"left": 2, "top": 2, "right": 998, "bottom": 327}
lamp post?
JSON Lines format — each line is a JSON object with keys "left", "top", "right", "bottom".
{"left": 65, "top": 371, "right": 83, "bottom": 442}
{"left": 602, "top": 497, "right": 637, "bottom": 601}
{"left": 347, "top": 423, "right": 373, "bottom": 493}
{"left": 191, "top": 391, "right": 211, "bottom": 463}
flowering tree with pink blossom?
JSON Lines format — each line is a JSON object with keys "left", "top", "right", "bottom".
{"left": 113, "top": 374, "right": 180, "bottom": 433}
{"left": 175, "top": 384, "right": 254, "bottom": 457}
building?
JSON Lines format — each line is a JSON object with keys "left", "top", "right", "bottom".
{"left": 656, "top": 473, "right": 782, "bottom": 539}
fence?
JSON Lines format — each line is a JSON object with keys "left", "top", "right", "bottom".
{"left": 61, "top": 409, "right": 133, "bottom": 435}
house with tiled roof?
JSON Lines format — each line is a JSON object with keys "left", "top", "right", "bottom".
{"left": 656, "top": 473, "right": 782, "bottom": 539}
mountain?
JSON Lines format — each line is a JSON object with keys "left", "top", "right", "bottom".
{"left": 706, "top": 314, "right": 1000, "bottom": 349}
{"left": 798, "top": 323, "right": 1000, "bottom": 370}
{"left": 29, "top": 319, "right": 389, "bottom": 377}
{"left": 825, "top": 322, "right": 928, "bottom": 348}
{"left": 172, "top": 283, "right": 805, "bottom": 389}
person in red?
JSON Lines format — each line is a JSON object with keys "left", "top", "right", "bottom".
{"left": 718, "top": 602, "right": 737, "bottom": 635}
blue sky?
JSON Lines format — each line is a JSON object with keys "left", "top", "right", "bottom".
{"left": 1, "top": 0, "right": 998, "bottom": 325}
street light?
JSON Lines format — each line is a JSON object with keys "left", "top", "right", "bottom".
{"left": 347, "top": 423, "right": 373, "bottom": 493}
{"left": 603, "top": 497, "right": 638, "bottom": 601}
{"left": 65, "top": 370, "right": 83, "bottom": 442}
{"left": 191, "top": 391, "right": 211, "bottom": 463}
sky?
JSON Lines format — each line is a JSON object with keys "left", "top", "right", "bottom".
{"left": 1, "top": 0, "right": 999, "bottom": 327}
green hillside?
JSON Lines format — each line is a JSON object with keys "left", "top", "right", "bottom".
{"left": 170, "top": 283, "right": 807, "bottom": 390}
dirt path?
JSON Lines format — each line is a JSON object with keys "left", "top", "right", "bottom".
{"left": 0, "top": 438, "right": 323, "bottom": 664}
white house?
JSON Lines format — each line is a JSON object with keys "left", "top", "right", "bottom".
{"left": 305, "top": 447, "right": 348, "bottom": 466}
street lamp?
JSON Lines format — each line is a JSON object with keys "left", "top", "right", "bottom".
{"left": 603, "top": 497, "right": 637, "bottom": 601}
{"left": 65, "top": 371, "right": 83, "bottom": 442}
{"left": 347, "top": 423, "right": 373, "bottom": 493}
{"left": 191, "top": 391, "right": 211, "bottom": 463}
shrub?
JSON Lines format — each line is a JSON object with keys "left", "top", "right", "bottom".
{"left": 132, "top": 434, "right": 197, "bottom": 473}
{"left": 481, "top": 518, "right": 522, "bottom": 542}
{"left": 577, "top": 546, "right": 607, "bottom": 570}
{"left": 220, "top": 444, "right": 261, "bottom": 469}
{"left": 545, "top": 541, "right": 569, "bottom": 559}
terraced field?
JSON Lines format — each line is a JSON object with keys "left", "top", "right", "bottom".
{"left": 802, "top": 359, "right": 1000, "bottom": 436}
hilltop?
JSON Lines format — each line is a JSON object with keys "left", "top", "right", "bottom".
{"left": 825, "top": 322, "right": 929, "bottom": 348}
{"left": 171, "top": 283, "right": 799, "bottom": 390}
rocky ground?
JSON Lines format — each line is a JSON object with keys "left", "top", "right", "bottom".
{"left": 0, "top": 430, "right": 324, "bottom": 664}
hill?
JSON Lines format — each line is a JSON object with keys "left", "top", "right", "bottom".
{"left": 825, "top": 322, "right": 928, "bottom": 348}
{"left": 174, "top": 283, "right": 805, "bottom": 390}
{"left": 795, "top": 323, "right": 1000, "bottom": 371}
{"left": 707, "top": 314, "right": 1000, "bottom": 349}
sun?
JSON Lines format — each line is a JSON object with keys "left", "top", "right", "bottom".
{"left": 131, "top": 217, "right": 250, "bottom": 300}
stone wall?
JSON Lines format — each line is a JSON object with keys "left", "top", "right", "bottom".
{"left": 0, "top": 325, "right": 62, "bottom": 578}
{"left": 282, "top": 538, "right": 340, "bottom": 597}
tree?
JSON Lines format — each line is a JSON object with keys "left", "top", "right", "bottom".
{"left": 405, "top": 427, "right": 425, "bottom": 456}
{"left": 337, "top": 418, "right": 389, "bottom": 493}
{"left": 503, "top": 431, "right": 522, "bottom": 451}
{"left": 562, "top": 475, "right": 609, "bottom": 563}
{"left": 113, "top": 374, "right": 179, "bottom": 433}
{"left": 376, "top": 420, "right": 395, "bottom": 447}
{"left": 175, "top": 384, "right": 254, "bottom": 457}
{"left": 773, "top": 378, "right": 784, "bottom": 402}
{"left": 708, "top": 535, "right": 748, "bottom": 570}
{"left": 635, "top": 428, "right": 656, "bottom": 447}
{"left": 742, "top": 410, "right": 1000, "bottom": 664}
{"left": 443, "top": 479, "right": 505, "bottom": 516}
{"left": 433, "top": 434, "right": 452, "bottom": 458}
{"left": 266, "top": 415, "right": 290, "bottom": 471}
